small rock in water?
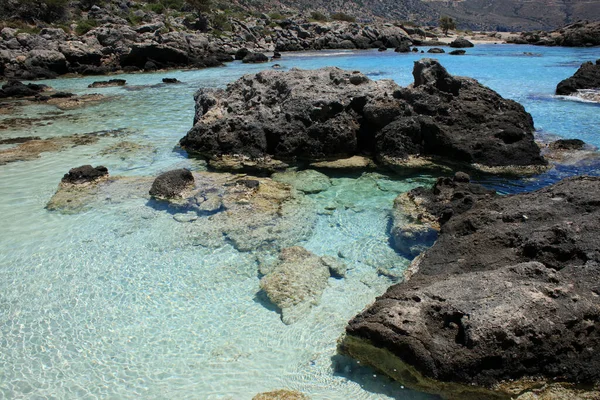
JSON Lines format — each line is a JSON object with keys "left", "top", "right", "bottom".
{"left": 149, "top": 169, "right": 195, "bottom": 199}
{"left": 62, "top": 165, "right": 108, "bottom": 184}
{"left": 88, "top": 79, "right": 126, "bottom": 88}
{"left": 162, "top": 78, "right": 180, "bottom": 84}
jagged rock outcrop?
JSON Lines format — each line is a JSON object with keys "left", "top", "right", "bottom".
{"left": 341, "top": 176, "right": 600, "bottom": 399}
{"left": 556, "top": 59, "right": 600, "bottom": 96}
{"left": 181, "top": 59, "right": 545, "bottom": 173}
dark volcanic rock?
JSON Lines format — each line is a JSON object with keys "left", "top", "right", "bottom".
{"left": 62, "top": 165, "right": 108, "bottom": 184}
{"left": 390, "top": 172, "right": 495, "bottom": 257}
{"left": 556, "top": 60, "right": 600, "bottom": 95}
{"left": 427, "top": 48, "right": 445, "bottom": 53}
{"left": 395, "top": 43, "right": 411, "bottom": 53}
{"left": 0, "top": 81, "right": 48, "bottom": 98}
{"left": 342, "top": 176, "right": 600, "bottom": 399}
{"left": 235, "top": 48, "right": 250, "bottom": 60}
{"left": 149, "top": 169, "right": 195, "bottom": 199}
{"left": 449, "top": 38, "right": 474, "bottom": 48}
{"left": 549, "top": 138, "right": 586, "bottom": 150}
{"left": 88, "top": 79, "right": 126, "bottom": 88}
{"left": 120, "top": 44, "right": 190, "bottom": 69}
{"left": 162, "top": 78, "right": 181, "bottom": 84}
{"left": 449, "top": 49, "right": 466, "bottom": 55}
{"left": 242, "top": 52, "right": 269, "bottom": 63}
{"left": 181, "top": 60, "right": 545, "bottom": 172}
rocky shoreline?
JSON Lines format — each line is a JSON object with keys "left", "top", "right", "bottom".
{"left": 506, "top": 20, "right": 600, "bottom": 47}
{"left": 6, "top": 30, "right": 599, "bottom": 397}
{"left": 340, "top": 174, "right": 600, "bottom": 399}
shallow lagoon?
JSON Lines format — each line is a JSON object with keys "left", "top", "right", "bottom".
{"left": 1, "top": 45, "right": 599, "bottom": 399}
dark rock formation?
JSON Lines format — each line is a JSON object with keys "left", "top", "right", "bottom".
{"left": 395, "top": 43, "right": 411, "bottom": 53}
{"left": 242, "top": 52, "right": 269, "bottom": 63}
{"left": 342, "top": 176, "right": 600, "bottom": 399}
{"left": 62, "top": 165, "right": 108, "bottom": 184}
{"left": 390, "top": 172, "right": 495, "bottom": 257}
{"left": 181, "top": 60, "right": 545, "bottom": 173}
{"left": 88, "top": 79, "right": 126, "bottom": 88}
{"left": 556, "top": 60, "right": 600, "bottom": 95}
{"left": 120, "top": 44, "right": 190, "bottom": 69}
{"left": 149, "top": 168, "right": 194, "bottom": 199}
{"left": 0, "top": 81, "right": 48, "bottom": 98}
{"left": 549, "top": 138, "right": 586, "bottom": 150}
{"left": 235, "top": 48, "right": 250, "bottom": 60}
{"left": 449, "top": 38, "right": 474, "bottom": 48}
{"left": 427, "top": 47, "right": 445, "bottom": 53}
{"left": 449, "top": 49, "right": 466, "bottom": 55}
{"left": 162, "top": 78, "right": 180, "bottom": 84}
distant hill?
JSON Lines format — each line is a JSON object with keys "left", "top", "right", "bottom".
{"left": 232, "top": 0, "right": 600, "bottom": 31}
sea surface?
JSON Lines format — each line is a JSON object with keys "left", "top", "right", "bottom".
{"left": 1, "top": 45, "right": 599, "bottom": 399}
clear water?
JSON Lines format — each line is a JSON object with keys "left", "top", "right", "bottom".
{"left": 0, "top": 44, "right": 599, "bottom": 399}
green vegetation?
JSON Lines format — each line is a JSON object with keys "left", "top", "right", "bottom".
{"left": 267, "top": 12, "right": 285, "bottom": 20}
{"left": 211, "top": 13, "right": 231, "bottom": 32}
{"left": 330, "top": 12, "right": 355, "bottom": 22}
{"left": 185, "top": 0, "right": 212, "bottom": 16}
{"left": 310, "top": 11, "right": 328, "bottom": 22}
{"left": 439, "top": 15, "right": 455, "bottom": 35}
{"left": 75, "top": 18, "right": 98, "bottom": 35}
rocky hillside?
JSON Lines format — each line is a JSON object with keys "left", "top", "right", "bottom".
{"left": 234, "top": 0, "right": 600, "bottom": 31}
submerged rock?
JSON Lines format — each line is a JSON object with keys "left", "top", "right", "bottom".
{"left": 271, "top": 169, "right": 331, "bottom": 194}
{"left": 0, "top": 134, "right": 100, "bottom": 165}
{"left": 555, "top": 59, "right": 600, "bottom": 96}
{"left": 449, "top": 49, "right": 466, "bottom": 55}
{"left": 252, "top": 390, "right": 310, "bottom": 400}
{"left": 181, "top": 60, "right": 545, "bottom": 174}
{"left": 260, "top": 246, "right": 342, "bottom": 324}
{"left": 341, "top": 176, "right": 600, "bottom": 399}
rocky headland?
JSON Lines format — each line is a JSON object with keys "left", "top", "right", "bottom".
{"left": 507, "top": 20, "right": 600, "bottom": 47}
{"left": 180, "top": 59, "right": 546, "bottom": 175}
{"left": 340, "top": 175, "right": 600, "bottom": 399}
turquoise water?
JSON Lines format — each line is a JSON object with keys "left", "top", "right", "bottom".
{"left": 1, "top": 45, "right": 599, "bottom": 399}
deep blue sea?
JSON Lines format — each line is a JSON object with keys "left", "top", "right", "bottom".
{"left": 0, "top": 45, "right": 599, "bottom": 399}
